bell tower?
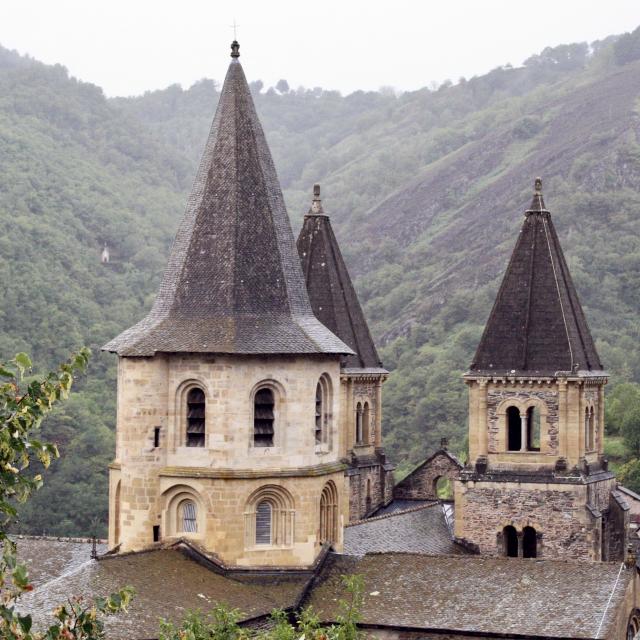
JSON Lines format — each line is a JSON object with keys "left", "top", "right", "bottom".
{"left": 103, "top": 42, "right": 354, "bottom": 569}
{"left": 455, "top": 179, "right": 628, "bottom": 561}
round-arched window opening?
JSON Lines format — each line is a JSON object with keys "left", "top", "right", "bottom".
{"left": 503, "top": 525, "right": 518, "bottom": 557}
{"left": 254, "top": 388, "right": 275, "bottom": 447}
{"left": 435, "top": 476, "right": 453, "bottom": 500}
{"left": 179, "top": 499, "right": 198, "bottom": 533}
{"left": 255, "top": 500, "right": 272, "bottom": 545}
{"left": 523, "top": 526, "right": 537, "bottom": 558}
{"left": 507, "top": 406, "right": 521, "bottom": 451}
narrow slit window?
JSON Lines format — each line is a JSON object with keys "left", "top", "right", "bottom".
{"left": 153, "top": 427, "right": 161, "bottom": 448}
{"left": 356, "top": 403, "right": 363, "bottom": 444}
{"left": 186, "top": 388, "right": 205, "bottom": 447}
{"left": 315, "top": 382, "right": 323, "bottom": 444}
{"left": 254, "top": 388, "right": 275, "bottom": 447}
{"left": 255, "top": 501, "right": 272, "bottom": 544}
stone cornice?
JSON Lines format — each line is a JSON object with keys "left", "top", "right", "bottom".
{"left": 158, "top": 461, "right": 347, "bottom": 480}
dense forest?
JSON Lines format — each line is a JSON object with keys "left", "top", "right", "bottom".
{"left": 2, "top": 26, "right": 640, "bottom": 535}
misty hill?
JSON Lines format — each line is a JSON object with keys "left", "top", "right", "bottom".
{"left": 1, "top": 28, "right": 640, "bottom": 534}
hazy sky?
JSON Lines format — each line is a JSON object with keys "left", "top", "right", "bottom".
{"left": 2, "top": 1, "right": 639, "bottom": 97}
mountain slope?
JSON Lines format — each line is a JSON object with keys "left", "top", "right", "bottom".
{"left": 1, "top": 30, "right": 640, "bottom": 532}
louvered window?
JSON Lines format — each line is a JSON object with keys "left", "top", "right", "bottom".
{"left": 186, "top": 388, "right": 205, "bottom": 447}
{"left": 315, "top": 383, "right": 323, "bottom": 444}
{"left": 255, "top": 501, "right": 272, "bottom": 544}
{"left": 180, "top": 500, "right": 197, "bottom": 533}
{"left": 254, "top": 388, "right": 274, "bottom": 447}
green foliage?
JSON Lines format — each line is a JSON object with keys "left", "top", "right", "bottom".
{"left": 0, "top": 350, "right": 134, "bottom": 639}
{"left": 159, "top": 575, "right": 364, "bottom": 640}
{"left": 613, "top": 26, "right": 640, "bottom": 66}
{"left": 617, "top": 458, "right": 640, "bottom": 494}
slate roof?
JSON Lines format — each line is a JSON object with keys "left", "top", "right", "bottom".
{"left": 297, "top": 185, "right": 383, "bottom": 369}
{"left": 17, "top": 540, "right": 307, "bottom": 639}
{"left": 306, "top": 552, "right": 632, "bottom": 638}
{"left": 470, "top": 179, "right": 603, "bottom": 376}
{"left": 344, "top": 502, "right": 466, "bottom": 556}
{"left": 103, "top": 43, "right": 351, "bottom": 358}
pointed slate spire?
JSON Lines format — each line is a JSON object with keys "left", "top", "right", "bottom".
{"left": 297, "top": 185, "right": 384, "bottom": 370}
{"left": 470, "top": 179, "right": 603, "bottom": 375}
{"left": 104, "top": 45, "right": 352, "bottom": 357}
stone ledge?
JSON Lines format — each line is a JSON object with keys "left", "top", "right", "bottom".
{"left": 158, "top": 462, "right": 347, "bottom": 479}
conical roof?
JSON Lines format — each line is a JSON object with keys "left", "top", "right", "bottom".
{"left": 297, "top": 186, "right": 384, "bottom": 370}
{"left": 104, "top": 42, "right": 352, "bottom": 357}
{"left": 470, "top": 179, "right": 603, "bottom": 376}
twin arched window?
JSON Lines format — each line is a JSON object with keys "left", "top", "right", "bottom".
{"left": 355, "top": 401, "right": 370, "bottom": 445}
{"left": 506, "top": 405, "right": 540, "bottom": 452}
{"left": 503, "top": 525, "right": 537, "bottom": 558}
{"left": 585, "top": 406, "right": 596, "bottom": 451}
{"left": 319, "top": 481, "right": 338, "bottom": 544}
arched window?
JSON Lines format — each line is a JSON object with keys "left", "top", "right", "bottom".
{"left": 435, "top": 476, "right": 453, "bottom": 500}
{"left": 255, "top": 501, "right": 272, "bottom": 545}
{"left": 186, "top": 388, "right": 205, "bottom": 447}
{"left": 254, "top": 388, "right": 275, "bottom": 447}
{"left": 363, "top": 402, "right": 371, "bottom": 444}
{"left": 523, "top": 526, "right": 537, "bottom": 558}
{"left": 504, "top": 525, "right": 518, "bottom": 557}
{"left": 507, "top": 406, "right": 521, "bottom": 451}
{"left": 179, "top": 499, "right": 197, "bottom": 533}
{"left": 244, "top": 486, "right": 294, "bottom": 548}
{"left": 356, "top": 402, "right": 363, "bottom": 444}
{"left": 526, "top": 406, "right": 541, "bottom": 451}
{"left": 319, "top": 481, "right": 338, "bottom": 544}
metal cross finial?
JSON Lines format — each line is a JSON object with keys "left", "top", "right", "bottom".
{"left": 230, "top": 18, "right": 239, "bottom": 40}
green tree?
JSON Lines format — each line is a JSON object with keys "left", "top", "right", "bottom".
{"left": 0, "top": 349, "right": 133, "bottom": 639}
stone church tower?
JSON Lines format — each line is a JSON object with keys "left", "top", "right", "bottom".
{"left": 297, "top": 185, "right": 394, "bottom": 520}
{"left": 455, "top": 179, "right": 628, "bottom": 561}
{"left": 103, "top": 41, "right": 355, "bottom": 568}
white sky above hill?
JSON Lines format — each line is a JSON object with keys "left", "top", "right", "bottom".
{"left": 1, "top": 0, "right": 639, "bottom": 97}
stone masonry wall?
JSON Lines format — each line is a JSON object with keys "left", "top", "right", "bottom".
{"left": 394, "top": 452, "right": 462, "bottom": 500}
{"left": 349, "top": 464, "right": 384, "bottom": 521}
{"left": 456, "top": 479, "right": 597, "bottom": 560}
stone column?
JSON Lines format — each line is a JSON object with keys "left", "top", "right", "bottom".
{"left": 478, "top": 380, "right": 488, "bottom": 457}
{"left": 558, "top": 379, "right": 568, "bottom": 460}
{"left": 375, "top": 377, "right": 383, "bottom": 448}
{"left": 598, "top": 384, "right": 605, "bottom": 456}
{"left": 520, "top": 415, "right": 527, "bottom": 452}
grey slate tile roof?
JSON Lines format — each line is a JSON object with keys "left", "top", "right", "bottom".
{"left": 470, "top": 179, "right": 603, "bottom": 376}
{"left": 103, "top": 44, "right": 351, "bottom": 357}
{"left": 17, "top": 541, "right": 307, "bottom": 639}
{"left": 344, "top": 502, "right": 466, "bottom": 556}
{"left": 297, "top": 186, "right": 383, "bottom": 369}
{"left": 307, "top": 552, "right": 632, "bottom": 638}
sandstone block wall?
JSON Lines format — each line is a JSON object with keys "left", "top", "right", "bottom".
{"left": 112, "top": 353, "right": 353, "bottom": 567}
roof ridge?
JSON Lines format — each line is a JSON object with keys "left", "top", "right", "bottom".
{"left": 345, "top": 501, "right": 439, "bottom": 527}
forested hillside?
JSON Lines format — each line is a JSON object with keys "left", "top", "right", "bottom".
{"left": 2, "top": 27, "right": 640, "bottom": 535}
